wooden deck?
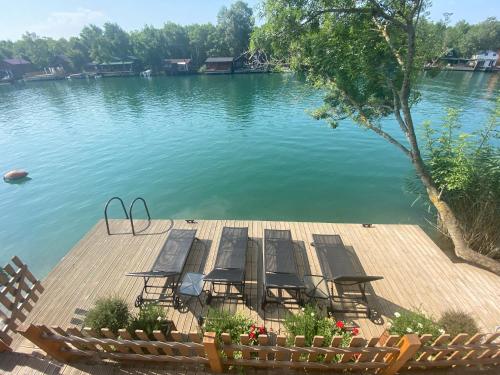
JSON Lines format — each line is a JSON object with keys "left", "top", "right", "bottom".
{"left": 9, "top": 219, "right": 500, "bottom": 355}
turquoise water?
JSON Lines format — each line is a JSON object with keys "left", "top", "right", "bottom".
{"left": 0, "top": 72, "right": 498, "bottom": 277}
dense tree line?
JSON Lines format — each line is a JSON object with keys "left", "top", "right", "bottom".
{"left": 0, "top": 1, "right": 254, "bottom": 72}
{"left": 0, "top": 1, "right": 497, "bottom": 73}
{"left": 417, "top": 16, "right": 500, "bottom": 61}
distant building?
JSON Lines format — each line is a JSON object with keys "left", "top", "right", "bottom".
{"left": 164, "top": 58, "right": 192, "bottom": 75}
{"left": 87, "top": 57, "right": 140, "bottom": 77}
{"left": 471, "top": 50, "right": 498, "bottom": 71}
{"left": 0, "top": 58, "right": 33, "bottom": 79}
{"left": 205, "top": 57, "right": 234, "bottom": 74}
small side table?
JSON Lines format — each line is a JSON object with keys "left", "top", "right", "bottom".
{"left": 175, "top": 272, "right": 205, "bottom": 309}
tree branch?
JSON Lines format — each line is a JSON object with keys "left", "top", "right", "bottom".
{"left": 367, "top": 0, "right": 408, "bottom": 29}
{"left": 373, "top": 18, "right": 404, "bottom": 67}
{"left": 343, "top": 93, "right": 411, "bottom": 157}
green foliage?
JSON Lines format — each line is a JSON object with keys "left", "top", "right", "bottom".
{"left": 128, "top": 303, "right": 171, "bottom": 337}
{"left": 83, "top": 297, "right": 131, "bottom": 334}
{"left": 255, "top": 0, "right": 418, "bottom": 129}
{"left": 217, "top": 1, "right": 255, "bottom": 56}
{"left": 283, "top": 305, "right": 354, "bottom": 347}
{"left": 388, "top": 309, "right": 442, "bottom": 340}
{"left": 420, "top": 98, "right": 500, "bottom": 258}
{"left": 203, "top": 308, "right": 253, "bottom": 342}
{"left": 438, "top": 310, "right": 479, "bottom": 337}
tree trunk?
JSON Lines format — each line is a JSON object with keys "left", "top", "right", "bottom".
{"left": 409, "top": 136, "right": 500, "bottom": 275}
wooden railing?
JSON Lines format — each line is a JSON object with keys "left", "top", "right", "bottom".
{"left": 17, "top": 324, "right": 209, "bottom": 366}
{"left": 0, "top": 256, "right": 43, "bottom": 351}
{"left": 17, "top": 324, "right": 500, "bottom": 373}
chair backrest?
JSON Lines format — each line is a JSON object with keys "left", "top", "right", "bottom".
{"left": 264, "top": 229, "right": 296, "bottom": 274}
{"left": 152, "top": 229, "right": 197, "bottom": 275}
{"left": 214, "top": 227, "right": 248, "bottom": 269}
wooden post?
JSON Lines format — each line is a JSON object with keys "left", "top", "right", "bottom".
{"left": 17, "top": 324, "right": 78, "bottom": 363}
{"left": 203, "top": 332, "right": 223, "bottom": 373}
{"left": 380, "top": 334, "right": 421, "bottom": 375}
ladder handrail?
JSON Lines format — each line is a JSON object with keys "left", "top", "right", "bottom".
{"left": 129, "top": 197, "right": 151, "bottom": 236}
{"left": 104, "top": 197, "right": 129, "bottom": 235}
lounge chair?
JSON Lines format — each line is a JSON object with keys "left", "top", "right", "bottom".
{"left": 126, "top": 228, "right": 197, "bottom": 307}
{"left": 262, "top": 229, "right": 305, "bottom": 309}
{"left": 304, "top": 234, "right": 383, "bottom": 318}
{"left": 204, "top": 227, "right": 249, "bottom": 304}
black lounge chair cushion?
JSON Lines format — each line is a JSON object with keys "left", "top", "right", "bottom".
{"left": 265, "top": 272, "right": 305, "bottom": 289}
{"left": 214, "top": 227, "right": 248, "bottom": 270}
{"left": 264, "top": 229, "right": 296, "bottom": 274}
{"left": 127, "top": 229, "right": 196, "bottom": 277}
{"left": 312, "top": 234, "right": 383, "bottom": 283}
{"left": 204, "top": 268, "right": 245, "bottom": 283}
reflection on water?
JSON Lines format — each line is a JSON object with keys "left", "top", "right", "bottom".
{"left": 0, "top": 72, "right": 498, "bottom": 277}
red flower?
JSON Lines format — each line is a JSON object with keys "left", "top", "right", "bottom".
{"left": 352, "top": 328, "right": 359, "bottom": 336}
{"left": 249, "top": 332, "right": 256, "bottom": 340}
{"left": 250, "top": 326, "right": 255, "bottom": 332}
{"left": 251, "top": 324, "right": 256, "bottom": 329}
{"left": 259, "top": 326, "right": 266, "bottom": 334}
{"left": 336, "top": 321, "right": 344, "bottom": 329}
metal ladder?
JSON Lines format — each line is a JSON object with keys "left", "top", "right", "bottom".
{"left": 104, "top": 197, "right": 151, "bottom": 235}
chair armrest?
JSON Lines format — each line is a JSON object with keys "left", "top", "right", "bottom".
{"left": 333, "top": 275, "right": 383, "bottom": 284}
{"left": 126, "top": 271, "right": 169, "bottom": 278}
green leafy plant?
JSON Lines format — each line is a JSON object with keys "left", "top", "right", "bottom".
{"left": 283, "top": 305, "right": 355, "bottom": 347}
{"left": 438, "top": 310, "right": 479, "bottom": 337}
{"left": 388, "top": 309, "right": 443, "bottom": 340}
{"left": 83, "top": 296, "right": 131, "bottom": 334}
{"left": 415, "top": 101, "right": 500, "bottom": 259}
{"left": 203, "top": 308, "right": 253, "bottom": 343}
{"left": 128, "top": 303, "right": 171, "bottom": 338}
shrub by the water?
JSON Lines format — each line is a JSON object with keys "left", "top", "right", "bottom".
{"left": 438, "top": 310, "right": 479, "bottom": 337}
{"left": 128, "top": 303, "right": 171, "bottom": 338}
{"left": 83, "top": 296, "right": 131, "bottom": 334}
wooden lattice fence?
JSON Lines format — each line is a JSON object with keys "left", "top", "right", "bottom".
{"left": 0, "top": 256, "right": 43, "bottom": 351}
{"left": 17, "top": 323, "right": 500, "bottom": 374}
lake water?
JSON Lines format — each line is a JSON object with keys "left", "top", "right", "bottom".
{"left": 0, "top": 71, "right": 498, "bottom": 277}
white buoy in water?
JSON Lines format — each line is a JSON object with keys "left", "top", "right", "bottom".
{"left": 3, "top": 169, "right": 29, "bottom": 182}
